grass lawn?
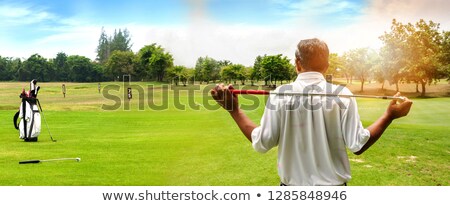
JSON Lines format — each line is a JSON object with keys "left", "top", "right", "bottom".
{"left": 0, "top": 82, "right": 448, "bottom": 185}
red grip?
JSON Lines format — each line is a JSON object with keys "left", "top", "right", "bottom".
{"left": 231, "top": 90, "right": 270, "bottom": 95}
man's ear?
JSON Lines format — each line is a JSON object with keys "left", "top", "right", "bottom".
{"left": 295, "top": 59, "right": 302, "bottom": 74}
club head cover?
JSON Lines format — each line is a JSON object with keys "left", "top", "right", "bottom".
{"left": 35, "top": 86, "right": 40, "bottom": 97}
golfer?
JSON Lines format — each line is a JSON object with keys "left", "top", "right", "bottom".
{"left": 210, "top": 38, "right": 413, "bottom": 186}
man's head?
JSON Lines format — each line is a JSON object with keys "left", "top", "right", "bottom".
{"left": 295, "top": 38, "right": 329, "bottom": 74}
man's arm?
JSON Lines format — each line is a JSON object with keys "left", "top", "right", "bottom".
{"left": 229, "top": 109, "right": 257, "bottom": 142}
{"left": 210, "top": 84, "right": 256, "bottom": 142}
{"left": 354, "top": 93, "right": 413, "bottom": 155}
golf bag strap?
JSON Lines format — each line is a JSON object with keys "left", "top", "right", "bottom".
{"left": 13, "top": 111, "right": 20, "bottom": 130}
{"left": 27, "top": 105, "right": 40, "bottom": 138}
{"left": 22, "top": 98, "right": 28, "bottom": 139}
{"left": 27, "top": 99, "right": 41, "bottom": 139}
{"left": 28, "top": 108, "right": 35, "bottom": 138}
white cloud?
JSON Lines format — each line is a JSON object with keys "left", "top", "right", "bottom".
{"left": 0, "top": 5, "right": 31, "bottom": 18}
{"left": 0, "top": 4, "right": 55, "bottom": 26}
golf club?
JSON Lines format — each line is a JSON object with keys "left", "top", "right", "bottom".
{"left": 19, "top": 157, "right": 81, "bottom": 164}
{"left": 231, "top": 90, "right": 406, "bottom": 101}
{"left": 36, "top": 99, "right": 57, "bottom": 142}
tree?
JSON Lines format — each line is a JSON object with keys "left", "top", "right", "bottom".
{"left": 21, "top": 54, "right": 53, "bottom": 82}
{"left": 439, "top": 31, "right": 450, "bottom": 80}
{"left": 367, "top": 50, "right": 382, "bottom": 85}
{"left": 216, "top": 60, "right": 232, "bottom": 83}
{"left": 260, "top": 54, "right": 292, "bottom": 87}
{"left": 136, "top": 44, "right": 173, "bottom": 82}
{"left": 54, "top": 52, "right": 69, "bottom": 81}
{"left": 220, "top": 65, "right": 234, "bottom": 84}
{"left": 149, "top": 46, "right": 173, "bottom": 82}
{"left": 10, "top": 58, "right": 22, "bottom": 81}
{"left": 167, "top": 65, "right": 189, "bottom": 86}
{"left": 96, "top": 28, "right": 132, "bottom": 65}
{"left": 110, "top": 29, "right": 133, "bottom": 52}
{"left": 136, "top": 44, "right": 155, "bottom": 80}
{"left": 343, "top": 48, "right": 372, "bottom": 92}
{"left": 238, "top": 66, "right": 251, "bottom": 85}
{"left": 105, "top": 50, "right": 135, "bottom": 81}
{"left": 186, "top": 68, "right": 196, "bottom": 85}
{"left": 195, "top": 56, "right": 219, "bottom": 84}
{"left": 220, "top": 64, "right": 246, "bottom": 85}
{"left": 194, "top": 57, "right": 204, "bottom": 83}
{"left": 372, "top": 48, "right": 389, "bottom": 89}
{"left": 0, "top": 56, "right": 12, "bottom": 81}
{"left": 379, "top": 19, "right": 409, "bottom": 92}
{"left": 327, "top": 53, "right": 343, "bottom": 77}
{"left": 67, "top": 55, "right": 99, "bottom": 82}
{"left": 380, "top": 19, "right": 443, "bottom": 95}
{"left": 404, "top": 20, "right": 442, "bottom": 96}
{"left": 180, "top": 68, "right": 192, "bottom": 86}
{"left": 92, "top": 63, "right": 105, "bottom": 82}
{"left": 251, "top": 55, "right": 263, "bottom": 86}
{"left": 96, "top": 27, "right": 110, "bottom": 64}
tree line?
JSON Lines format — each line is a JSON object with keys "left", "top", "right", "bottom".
{"left": 329, "top": 19, "right": 450, "bottom": 96}
{"left": 0, "top": 19, "right": 448, "bottom": 96}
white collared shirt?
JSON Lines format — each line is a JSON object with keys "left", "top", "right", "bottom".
{"left": 251, "top": 72, "right": 370, "bottom": 186}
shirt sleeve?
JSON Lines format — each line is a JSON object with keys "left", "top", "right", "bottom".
{"left": 341, "top": 97, "right": 371, "bottom": 153}
{"left": 251, "top": 94, "right": 281, "bottom": 153}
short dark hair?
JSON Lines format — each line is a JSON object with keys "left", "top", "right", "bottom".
{"left": 295, "top": 38, "right": 329, "bottom": 71}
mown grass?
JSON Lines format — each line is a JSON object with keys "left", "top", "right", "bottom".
{"left": 0, "top": 82, "right": 448, "bottom": 185}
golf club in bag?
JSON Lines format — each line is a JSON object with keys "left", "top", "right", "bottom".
{"left": 13, "top": 79, "right": 56, "bottom": 142}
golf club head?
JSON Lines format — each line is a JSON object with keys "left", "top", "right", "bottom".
{"left": 30, "top": 79, "right": 37, "bottom": 91}
{"left": 35, "top": 86, "right": 40, "bottom": 97}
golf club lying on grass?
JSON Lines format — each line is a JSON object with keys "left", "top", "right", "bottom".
{"left": 19, "top": 157, "right": 80, "bottom": 164}
{"left": 231, "top": 90, "right": 406, "bottom": 101}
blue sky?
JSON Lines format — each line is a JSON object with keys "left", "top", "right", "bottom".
{"left": 0, "top": 0, "right": 449, "bottom": 67}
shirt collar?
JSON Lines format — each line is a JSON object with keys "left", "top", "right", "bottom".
{"left": 295, "top": 72, "right": 325, "bottom": 82}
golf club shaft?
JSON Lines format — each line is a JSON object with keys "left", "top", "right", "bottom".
{"left": 36, "top": 99, "right": 56, "bottom": 142}
{"left": 19, "top": 157, "right": 80, "bottom": 164}
{"left": 231, "top": 90, "right": 270, "bottom": 95}
{"left": 231, "top": 90, "right": 405, "bottom": 100}
{"left": 40, "top": 158, "right": 79, "bottom": 162}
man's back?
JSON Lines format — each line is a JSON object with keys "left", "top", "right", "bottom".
{"left": 251, "top": 72, "right": 370, "bottom": 185}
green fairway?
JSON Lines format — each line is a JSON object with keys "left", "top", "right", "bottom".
{"left": 0, "top": 82, "right": 449, "bottom": 185}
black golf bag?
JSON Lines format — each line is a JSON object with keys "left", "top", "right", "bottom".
{"left": 13, "top": 80, "right": 41, "bottom": 142}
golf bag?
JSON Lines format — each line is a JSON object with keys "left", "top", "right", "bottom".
{"left": 13, "top": 80, "right": 41, "bottom": 142}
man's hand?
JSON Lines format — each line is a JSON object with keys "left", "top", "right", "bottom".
{"left": 210, "top": 83, "right": 239, "bottom": 113}
{"left": 356, "top": 92, "right": 413, "bottom": 155}
{"left": 385, "top": 92, "right": 413, "bottom": 120}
